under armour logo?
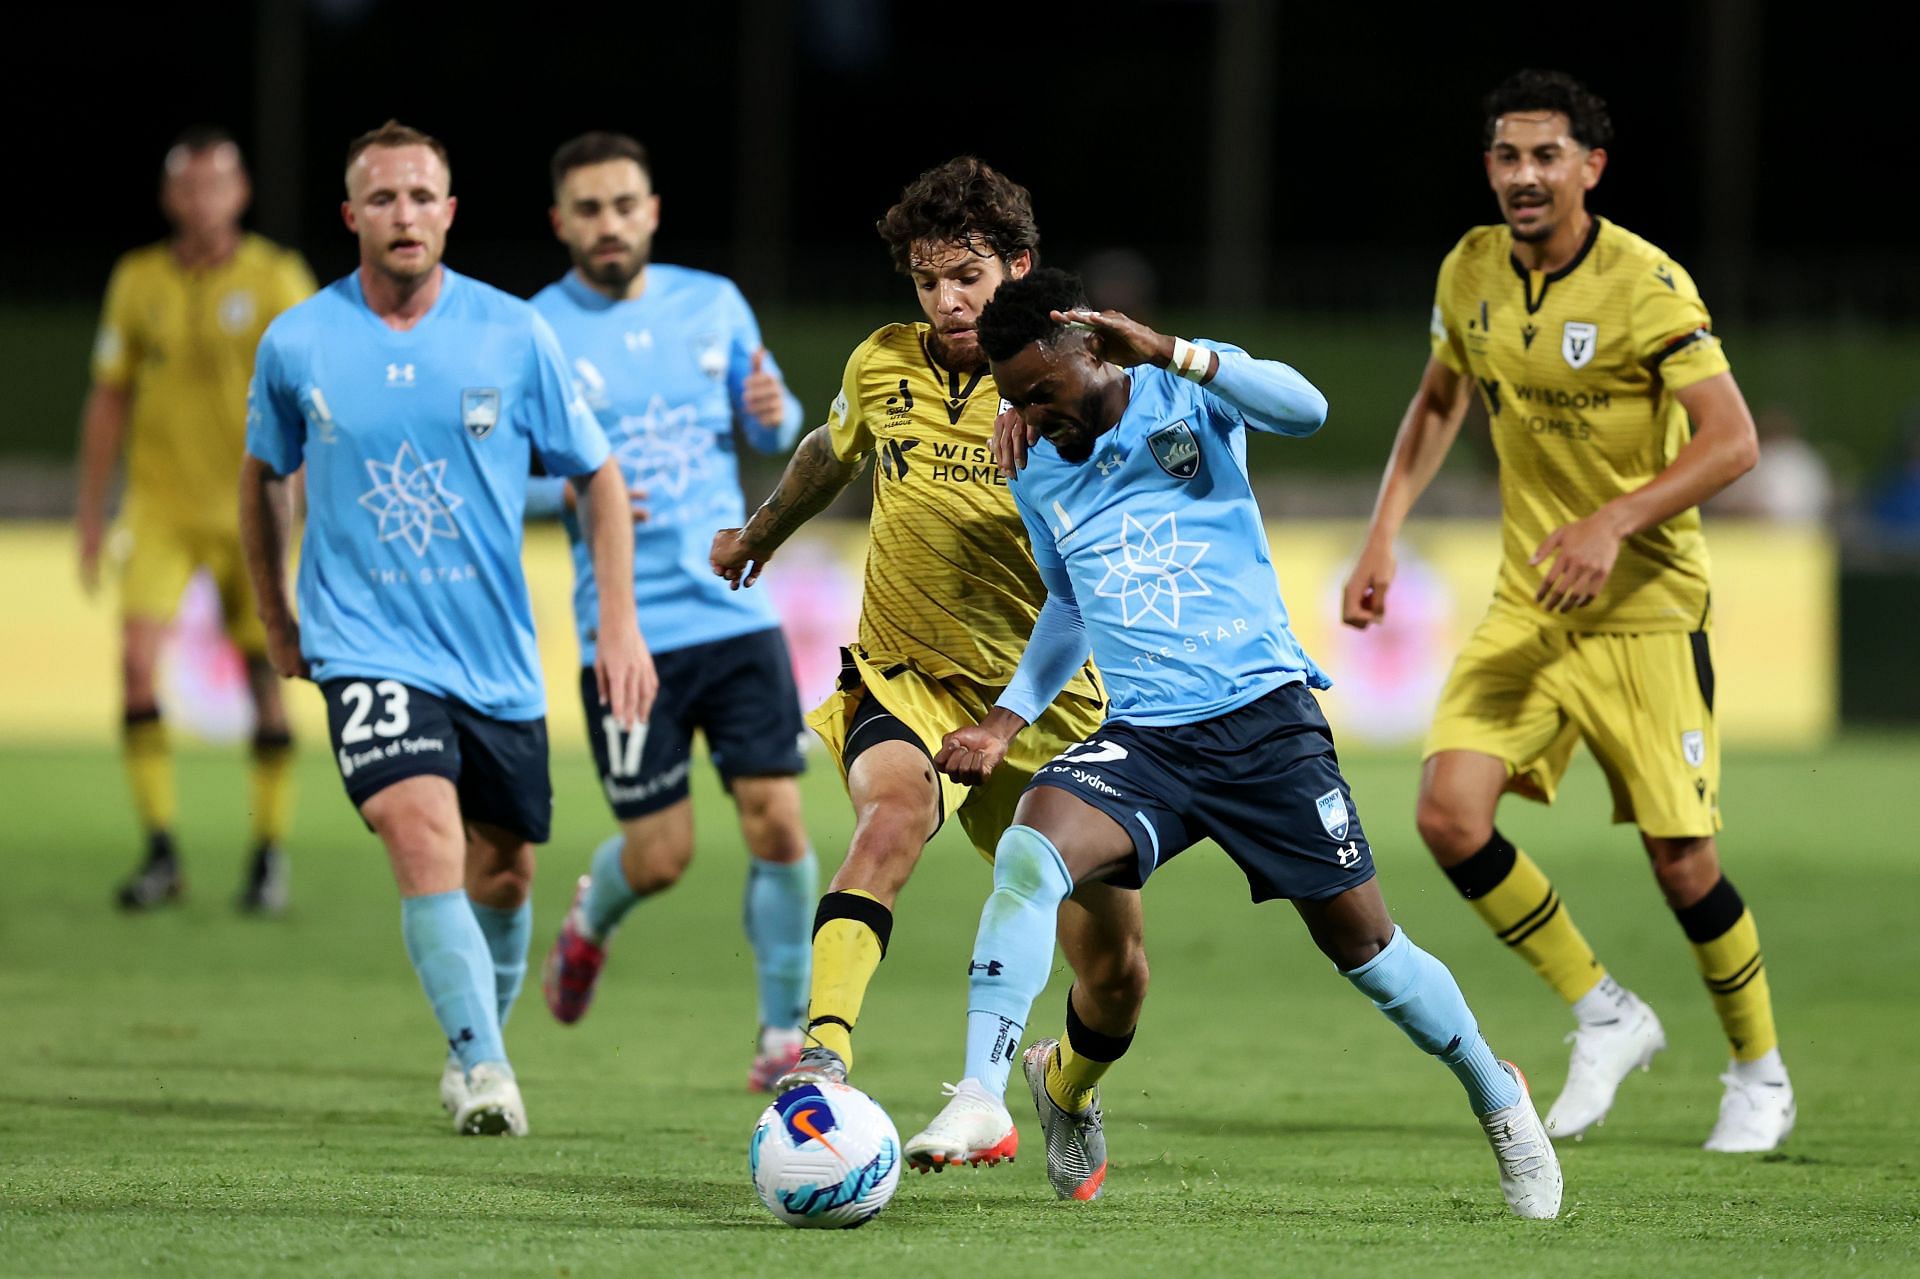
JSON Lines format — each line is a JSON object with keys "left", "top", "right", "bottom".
{"left": 623, "top": 330, "right": 653, "bottom": 352}
{"left": 387, "top": 363, "right": 416, "bottom": 384}
{"left": 968, "top": 960, "right": 1004, "bottom": 977}
{"left": 1337, "top": 842, "right": 1361, "bottom": 868}
{"left": 1095, "top": 451, "right": 1123, "bottom": 477}
{"left": 447, "top": 1027, "right": 475, "bottom": 1052}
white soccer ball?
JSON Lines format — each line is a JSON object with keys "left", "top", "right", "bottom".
{"left": 749, "top": 1081, "right": 902, "bottom": 1228}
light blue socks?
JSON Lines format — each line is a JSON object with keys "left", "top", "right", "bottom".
{"left": 582, "top": 834, "right": 637, "bottom": 940}
{"left": 468, "top": 897, "right": 533, "bottom": 1028}
{"left": 1344, "top": 926, "right": 1520, "bottom": 1115}
{"left": 402, "top": 890, "right": 506, "bottom": 1072}
{"left": 744, "top": 851, "right": 818, "bottom": 1030}
{"left": 964, "top": 825, "right": 1076, "bottom": 1098}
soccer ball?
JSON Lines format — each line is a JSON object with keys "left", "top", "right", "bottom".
{"left": 749, "top": 1081, "right": 902, "bottom": 1228}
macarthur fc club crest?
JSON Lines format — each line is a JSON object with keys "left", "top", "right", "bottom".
{"left": 461, "top": 388, "right": 501, "bottom": 440}
{"left": 1561, "top": 322, "right": 1598, "bottom": 370}
{"left": 1147, "top": 418, "right": 1200, "bottom": 479}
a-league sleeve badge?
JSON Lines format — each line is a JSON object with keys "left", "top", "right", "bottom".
{"left": 461, "top": 388, "right": 501, "bottom": 440}
{"left": 1561, "top": 322, "right": 1598, "bottom": 370}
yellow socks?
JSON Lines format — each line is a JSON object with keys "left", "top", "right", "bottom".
{"left": 804, "top": 890, "right": 893, "bottom": 1070}
{"left": 1044, "top": 988, "right": 1135, "bottom": 1115}
{"left": 1675, "top": 876, "right": 1779, "bottom": 1061}
{"left": 122, "top": 709, "right": 175, "bottom": 836}
{"left": 248, "top": 728, "right": 296, "bottom": 845}
{"left": 1445, "top": 829, "right": 1605, "bottom": 1005}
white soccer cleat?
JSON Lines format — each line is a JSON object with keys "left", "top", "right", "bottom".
{"left": 1703, "top": 1068, "right": 1795, "bottom": 1153}
{"left": 1546, "top": 996, "right": 1666, "bottom": 1139}
{"left": 453, "top": 1062, "right": 529, "bottom": 1136}
{"left": 438, "top": 1054, "right": 468, "bottom": 1116}
{"left": 903, "top": 1079, "right": 1019, "bottom": 1172}
{"left": 1022, "top": 1039, "right": 1108, "bottom": 1200}
{"left": 1481, "top": 1061, "right": 1562, "bottom": 1220}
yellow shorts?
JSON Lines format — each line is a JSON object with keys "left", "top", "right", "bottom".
{"left": 1424, "top": 603, "right": 1721, "bottom": 837}
{"left": 807, "top": 646, "right": 1105, "bottom": 860}
{"left": 114, "top": 517, "right": 267, "bottom": 653}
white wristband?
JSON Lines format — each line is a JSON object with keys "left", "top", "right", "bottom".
{"left": 1169, "top": 337, "right": 1212, "bottom": 383}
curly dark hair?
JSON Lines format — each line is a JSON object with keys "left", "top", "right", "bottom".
{"left": 977, "top": 267, "right": 1086, "bottom": 363}
{"left": 1482, "top": 69, "right": 1613, "bottom": 151}
{"left": 876, "top": 156, "right": 1040, "bottom": 274}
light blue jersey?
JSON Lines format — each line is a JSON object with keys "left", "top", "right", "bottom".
{"left": 1002, "top": 342, "right": 1331, "bottom": 727}
{"left": 531, "top": 267, "right": 802, "bottom": 662}
{"left": 246, "top": 268, "right": 610, "bottom": 719}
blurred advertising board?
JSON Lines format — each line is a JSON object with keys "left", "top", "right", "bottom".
{"left": 0, "top": 520, "right": 1833, "bottom": 750}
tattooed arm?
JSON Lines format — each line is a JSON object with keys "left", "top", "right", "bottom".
{"left": 709, "top": 424, "right": 867, "bottom": 589}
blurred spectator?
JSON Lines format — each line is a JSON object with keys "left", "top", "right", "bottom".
{"left": 1866, "top": 409, "right": 1920, "bottom": 537}
{"left": 1712, "top": 406, "right": 1832, "bottom": 522}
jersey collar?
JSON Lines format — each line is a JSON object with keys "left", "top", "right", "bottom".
{"left": 1509, "top": 215, "right": 1603, "bottom": 314}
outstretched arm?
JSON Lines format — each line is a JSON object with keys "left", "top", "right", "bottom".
{"left": 1340, "top": 355, "right": 1472, "bottom": 629}
{"left": 710, "top": 423, "right": 865, "bottom": 589}
{"left": 1530, "top": 370, "right": 1757, "bottom": 612}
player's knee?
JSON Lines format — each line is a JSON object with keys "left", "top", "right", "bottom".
{"left": 735, "top": 782, "right": 808, "bottom": 862}
{"left": 622, "top": 830, "right": 693, "bottom": 895}
{"left": 843, "top": 798, "right": 932, "bottom": 882}
{"left": 1415, "top": 794, "right": 1490, "bottom": 863}
{"left": 1647, "top": 836, "right": 1720, "bottom": 907}
{"left": 993, "top": 825, "right": 1073, "bottom": 903}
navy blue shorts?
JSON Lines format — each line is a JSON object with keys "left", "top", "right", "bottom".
{"left": 322, "top": 678, "right": 552, "bottom": 843}
{"left": 581, "top": 626, "right": 807, "bottom": 821}
{"left": 1027, "top": 681, "right": 1377, "bottom": 903}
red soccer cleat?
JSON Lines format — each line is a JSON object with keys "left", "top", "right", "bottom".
{"left": 542, "top": 876, "right": 608, "bottom": 1025}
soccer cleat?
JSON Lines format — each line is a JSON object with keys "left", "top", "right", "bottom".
{"left": 1022, "top": 1039, "right": 1108, "bottom": 1200}
{"left": 115, "top": 853, "right": 183, "bottom": 911}
{"left": 453, "top": 1063, "right": 528, "bottom": 1136}
{"left": 1703, "top": 1069, "right": 1796, "bottom": 1153}
{"left": 235, "top": 842, "right": 290, "bottom": 915}
{"left": 773, "top": 1045, "right": 848, "bottom": 1094}
{"left": 1480, "top": 1061, "right": 1562, "bottom": 1220}
{"left": 1546, "top": 996, "right": 1666, "bottom": 1139}
{"left": 542, "top": 877, "right": 607, "bottom": 1025}
{"left": 903, "top": 1079, "right": 1019, "bottom": 1172}
{"left": 748, "top": 1027, "right": 805, "bottom": 1093}
{"left": 438, "top": 1054, "right": 468, "bottom": 1116}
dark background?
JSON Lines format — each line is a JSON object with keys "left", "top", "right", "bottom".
{"left": 17, "top": 0, "right": 1909, "bottom": 318}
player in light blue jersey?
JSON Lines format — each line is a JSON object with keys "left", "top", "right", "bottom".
{"left": 527, "top": 131, "right": 820, "bottom": 1090}
{"left": 239, "top": 121, "right": 655, "bottom": 1138}
{"left": 899, "top": 269, "right": 1562, "bottom": 1218}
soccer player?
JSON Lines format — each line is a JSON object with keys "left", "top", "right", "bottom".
{"left": 908, "top": 268, "right": 1562, "bottom": 1220}
{"left": 1340, "top": 70, "right": 1790, "bottom": 1152}
{"left": 239, "top": 121, "right": 654, "bottom": 1135}
{"left": 711, "top": 160, "right": 1147, "bottom": 1142}
{"left": 76, "top": 127, "right": 315, "bottom": 912}
{"left": 532, "top": 131, "right": 820, "bottom": 1090}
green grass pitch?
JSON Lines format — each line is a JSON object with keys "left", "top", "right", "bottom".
{"left": 2, "top": 738, "right": 1917, "bottom": 1276}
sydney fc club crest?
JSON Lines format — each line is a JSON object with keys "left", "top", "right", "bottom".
{"left": 1315, "top": 788, "right": 1350, "bottom": 841}
{"left": 1561, "top": 321, "right": 1598, "bottom": 370}
{"left": 1147, "top": 419, "right": 1200, "bottom": 479}
{"left": 461, "top": 388, "right": 501, "bottom": 440}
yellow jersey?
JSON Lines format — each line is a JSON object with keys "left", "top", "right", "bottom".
{"left": 827, "top": 322, "right": 1098, "bottom": 699}
{"left": 1430, "top": 217, "right": 1731, "bottom": 631}
{"left": 91, "top": 233, "right": 315, "bottom": 531}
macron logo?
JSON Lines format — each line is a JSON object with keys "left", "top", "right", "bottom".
{"left": 386, "top": 363, "right": 416, "bottom": 385}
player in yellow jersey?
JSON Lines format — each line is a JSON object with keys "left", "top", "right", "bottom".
{"left": 1342, "top": 71, "right": 1790, "bottom": 1153}
{"left": 75, "top": 128, "right": 315, "bottom": 913}
{"left": 712, "top": 160, "right": 1148, "bottom": 1171}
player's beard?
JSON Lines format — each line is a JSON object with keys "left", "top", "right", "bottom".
{"left": 575, "top": 241, "right": 647, "bottom": 292}
{"left": 926, "top": 328, "right": 987, "bottom": 375}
